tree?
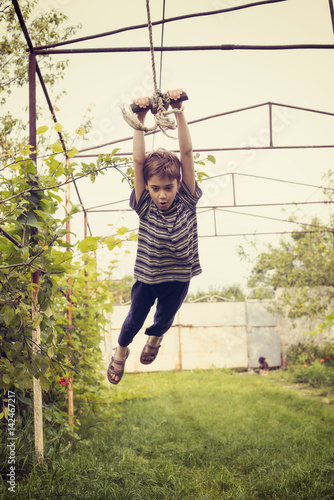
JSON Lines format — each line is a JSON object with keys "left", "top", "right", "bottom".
{"left": 0, "top": 141, "right": 132, "bottom": 422}
{"left": 108, "top": 275, "right": 134, "bottom": 305}
{"left": 239, "top": 173, "right": 334, "bottom": 325}
{"left": 0, "top": 0, "right": 81, "bottom": 154}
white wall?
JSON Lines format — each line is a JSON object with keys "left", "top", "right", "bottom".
{"left": 103, "top": 300, "right": 284, "bottom": 373}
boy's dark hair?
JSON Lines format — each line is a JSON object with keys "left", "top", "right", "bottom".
{"left": 143, "top": 148, "right": 181, "bottom": 183}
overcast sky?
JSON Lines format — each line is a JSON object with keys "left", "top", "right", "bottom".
{"left": 10, "top": 0, "right": 334, "bottom": 294}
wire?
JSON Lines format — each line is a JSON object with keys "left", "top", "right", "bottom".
{"left": 159, "top": 0, "right": 166, "bottom": 90}
{"left": 212, "top": 207, "right": 333, "bottom": 231}
{"left": 202, "top": 172, "right": 334, "bottom": 193}
{"left": 152, "top": 0, "right": 166, "bottom": 150}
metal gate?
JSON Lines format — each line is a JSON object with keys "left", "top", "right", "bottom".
{"left": 245, "top": 299, "right": 281, "bottom": 368}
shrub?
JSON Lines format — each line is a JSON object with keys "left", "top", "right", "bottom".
{"left": 286, "top": 341, "right": 334, "bottom": 388}
{"left": 287, "top": 341, "right": 334, "bottom": 367}
{"left": 291, "top": 360, "right": 334, "bottom": 388}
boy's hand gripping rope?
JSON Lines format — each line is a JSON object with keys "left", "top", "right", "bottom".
{"left": 121, "top": 90, "right": 189, "bottom": 137}
{"left": 120, "top": 0, "right": 188, "bottom": 137}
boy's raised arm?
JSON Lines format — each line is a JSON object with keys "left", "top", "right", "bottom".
{"left": 169, "top": 89, "right": 196, "bottom": 196}
{"left": 132, "top": 98, "right": 149, "bottom": 203}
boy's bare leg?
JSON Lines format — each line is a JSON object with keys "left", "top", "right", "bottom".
{"left": 148, "top": 335, "right": 162, "bottom": 347}
{"left": 115, "top": 345, "right": 128, "bottom": 358}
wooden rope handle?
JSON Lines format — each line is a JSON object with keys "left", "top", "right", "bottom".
{"left": 130, "top": 91, "right": 189, "bottom": 114}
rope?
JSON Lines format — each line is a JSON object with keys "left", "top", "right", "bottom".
{"left": 120, "top": 0, "right": 183, "bottom": 138}
{"left": 146, "top": 0, "right": 157, "bottom": 92}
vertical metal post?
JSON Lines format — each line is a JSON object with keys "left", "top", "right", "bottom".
{"left": 176, "top": 310, "right": 182, "bottom": 371}
{"left": 213, "top": 207, "right": 217, "bottom": 236}
{"left": 65, "top": 163, "right": 74, "bottom": 430}
{"left": 232, "top": 173, "right": 236, "bottom": 206}
{"left": 84, "top": 210, "right": 88, "bottom": 239}
{"left": 29, "top": 52, "right": 44, "bottom": 463}
{"left": 329, "top": 0, "right": 334, "bottom": 35}
{"left": 83, "top": 210, "right": 89, "bottom": 302}
{"left": 269, "top": 102, "right": 273, "bottom": 147}
{"left": 244, "top": 298, "right": 250, "bottom": 370}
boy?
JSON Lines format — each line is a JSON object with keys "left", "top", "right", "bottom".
{"left": 107, "top": 88, "right": 202, "bottom": 384}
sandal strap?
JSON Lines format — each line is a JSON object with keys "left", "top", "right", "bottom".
{"left": 146, "top": 336, "right": 164, "bottom": 348}
{"left": 140, "top": 337, "right": 163, "bottom": 365}
{"left": 112, "top": 356, "right": 126, "bottom": 365}
{"left": 108, "top": 364, "right": 123, "bottom": 376}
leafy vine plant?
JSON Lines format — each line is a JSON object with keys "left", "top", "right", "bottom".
{"left": 0, "top": 126, "right": 134, "bottom": 427}
{"left": 0, "top": 117, "right": 213, "bottom": 430}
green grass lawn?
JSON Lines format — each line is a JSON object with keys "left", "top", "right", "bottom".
{"left": 7, "top": 369, "right": 334, "bottom": 500}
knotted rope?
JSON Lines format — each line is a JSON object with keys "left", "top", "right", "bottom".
{"left": 120, "top": 0, "right": 183, "bottom": 137}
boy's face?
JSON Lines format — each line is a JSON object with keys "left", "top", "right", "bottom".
{"left": 146, "top": 174, "right": 180, "bottom": 211}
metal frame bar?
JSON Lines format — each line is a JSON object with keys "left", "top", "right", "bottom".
{"left": 33, "top": 0, "right": 288, "bottom": 50}
{"left": 329, "top": 0, "right": 334, "bottom": 35}
{"left": 34, "top": 44, "right": 334, "bottom": 55}
{"left": 12, "top": 0, "right": 334, "bottom": 245}
{"left": 87, "top": 201, "right": 334, "bottom": 213}
{"left": 75, "top": 102, "right": 334, "bottom": 155}
{"left": 75, "top": 144, "right": 334, "bottom": 158}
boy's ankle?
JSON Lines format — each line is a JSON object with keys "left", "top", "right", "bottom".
{"left": 148, "top": 335, "right": 161, "bottom": 346}
{"left": 115, "top": 345, "right": 128, "bottom": 360}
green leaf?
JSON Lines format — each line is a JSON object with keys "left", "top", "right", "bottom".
{"left": 54, "top": 122, "right": 63, "bottom": 133}
{"left": 46, "top": 157, "right": 62, "bottom": 174}
{"left": 53, "top": 141, "right": 64, "bottom": 153}
{"left": 77, "top": 236, "right": 100, "bottom": 253}
{"left": 117, "top": 226, "right": 128, "bottom": 236}
{"left": 0, "top": 407, "right": 9, "bottom": 420}
{"left": 25, "top": 162, "right": 37, "bottom": 174}
{"left": 18, "top": 212, "right": 41, "bottom": 229}
{"left": 129, "top": 231, "right": 138, "bottom": 242}
{"left": 40, "top": 376, "right": 50, "bottom": 391}
{"left": 32, "top": 314, "right": 42, "bottom": 328}
{"left": 34, "top": 209, "right": 48, "bottom": 221}
{"left": 67, "top": 147, "right": 78, "bottom": 158}
{"left": 3, "top": 373, "right": 11, "bottom": 385}
{"left": 104, "top": 235, "right": 121, "bottom": 251}
{"left": 36, "top": 125, "right": 49, "bottom": 135}
{"left": 3, "top": 305, "right": 15, "bottom": 326}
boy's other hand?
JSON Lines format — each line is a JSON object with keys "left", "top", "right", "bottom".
{"left": 133, "top": 96, "right": 150, "bottom": 109}
{"left": 168, "top": 88, "right": 183, "bottom": 109}
{"left": 133, "top": 96, "right": 150, "bottom": 123}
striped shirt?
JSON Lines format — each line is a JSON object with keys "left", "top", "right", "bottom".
{"left": 130, "top": 181, "right": 202, "bottom": 284}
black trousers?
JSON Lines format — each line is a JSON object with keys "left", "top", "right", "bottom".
{"left": 118, "top": 280, "right": 190, "bottom": 347}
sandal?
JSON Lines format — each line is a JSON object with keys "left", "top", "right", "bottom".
{"left": 140, "top": 337, "right": 163, "bottom": 365}
{"left": 107, "top": 348, "right": 130, "bottom": 385}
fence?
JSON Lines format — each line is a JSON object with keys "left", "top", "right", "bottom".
{"left": 102, "top": 299, "right": 284, "bottom": 372}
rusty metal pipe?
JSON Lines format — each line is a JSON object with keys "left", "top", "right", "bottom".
{"left": 34, "top": 44, "right": 334, "bottom": 55}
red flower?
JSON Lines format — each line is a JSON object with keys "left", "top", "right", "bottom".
{"left": 320, "top": 358, "right": 325, "bottom": 363}
{"left": 58, "top": 377, "right": 70, "bottom": 386}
